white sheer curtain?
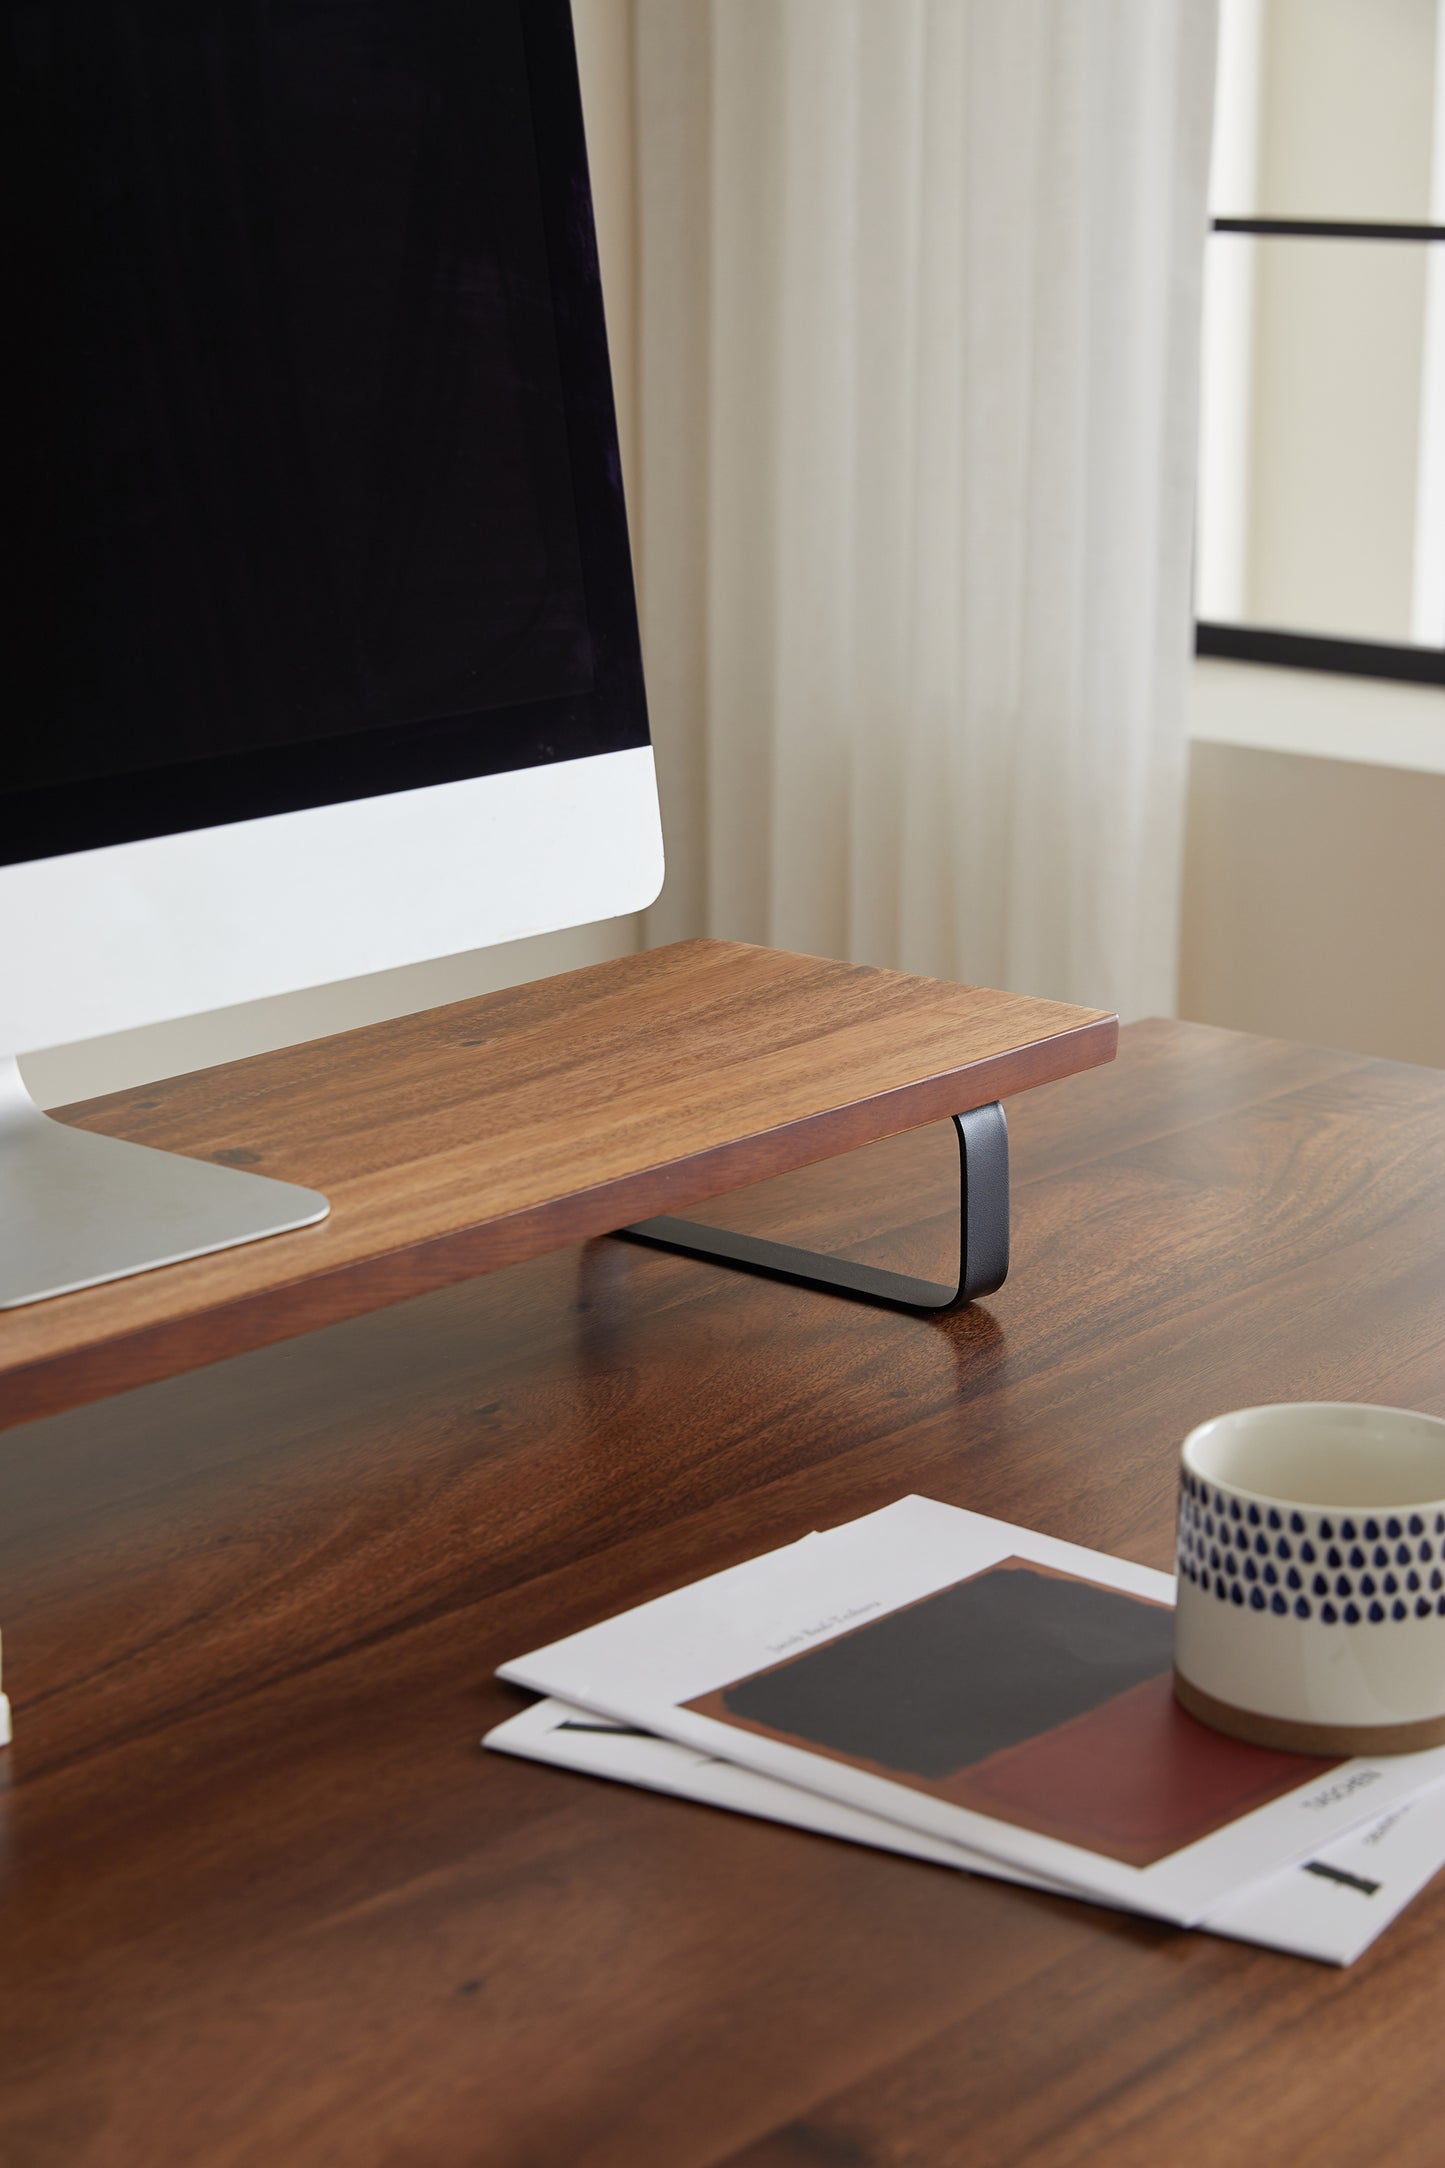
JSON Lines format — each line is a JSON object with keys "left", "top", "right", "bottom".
{"left": 633, "top": 0, "right": 1216, "bottom": 1017}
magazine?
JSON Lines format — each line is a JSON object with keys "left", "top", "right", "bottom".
{"left": 486, "top": 1696, "right": 1445, "bottom": 1965}
{"left": 496, "top": 1497, "right": 1445, "bottom": 1926}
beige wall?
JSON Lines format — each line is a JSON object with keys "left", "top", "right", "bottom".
{"left": 25, "top": 0, "right": 644, "bottom": 1111}
{"left": 1180, "top": 734, "right": 1445, "bottom": 1068}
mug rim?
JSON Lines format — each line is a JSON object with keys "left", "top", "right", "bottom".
{"left": 1181, "top": 1399, "right": 1445, "bottom": 1517}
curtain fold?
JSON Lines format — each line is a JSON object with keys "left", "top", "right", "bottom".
{"left": 635, "top": 0, "right": 1217, "bottom": 1017}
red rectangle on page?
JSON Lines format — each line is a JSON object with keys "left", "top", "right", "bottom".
{"left": 952, "top": 1673, "right": 1338, "bottom": 1866}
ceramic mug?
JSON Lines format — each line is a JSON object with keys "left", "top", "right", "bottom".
{"left": 1174, "top": 1402, "right": 1445, "bottom": 1755}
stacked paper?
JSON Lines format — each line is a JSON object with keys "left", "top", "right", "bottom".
{"left": 486, "top": 1498, "right": 1445, "bottom": 1965}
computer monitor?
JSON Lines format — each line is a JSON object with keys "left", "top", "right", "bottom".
{"left": 0, "top": 0, "right": 663, "bottom": 1308}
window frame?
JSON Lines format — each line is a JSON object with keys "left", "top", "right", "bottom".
{"left": 1195, "top": 214, "right": 1445, "bottom": 688}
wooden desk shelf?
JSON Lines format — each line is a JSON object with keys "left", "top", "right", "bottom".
{"left": 0, "top": 940, "right": 1115, "bottom": 1430}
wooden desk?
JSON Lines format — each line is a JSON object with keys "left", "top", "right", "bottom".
{"left": 3, "top": 1019, "right": 1444, "bottom": 2165}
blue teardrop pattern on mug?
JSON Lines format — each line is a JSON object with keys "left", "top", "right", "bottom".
{"left": 1176, "top": 1476, "right": 1445, "bottom": 1629}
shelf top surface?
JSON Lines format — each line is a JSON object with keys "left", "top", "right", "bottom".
{"left": 0, "top": 940, "right": 1115, "bottom": 1426}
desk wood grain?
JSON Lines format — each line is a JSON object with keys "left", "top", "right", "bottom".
{"left": 0, "top": 940, "right": 1112, "bottom": 1430}
{"left": 2, "top": 1019, "right": 1443, "bottom": 2166}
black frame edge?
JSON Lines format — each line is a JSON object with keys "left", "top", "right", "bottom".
{"left": 1196, "top": 622, "right": 1445, "bottom": 688}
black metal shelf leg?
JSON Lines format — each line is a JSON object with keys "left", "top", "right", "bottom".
{"left": 617, "top": 1102, "right": 1009, "bottom": 1315}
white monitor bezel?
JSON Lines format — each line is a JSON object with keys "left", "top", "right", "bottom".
{"left": 1, "top": 745, "right": 662, "bottom": 1056}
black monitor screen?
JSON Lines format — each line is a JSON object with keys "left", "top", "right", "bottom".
{"left": 0, "top": 0, "right": 647, "bottom": 866}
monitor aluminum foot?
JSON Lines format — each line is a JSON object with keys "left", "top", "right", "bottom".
{"left": 620, "top": 1100, "right": 1009, "bottom": 1314}
{"left": 0, "top": 1059, "right": 329, "bottom": 1310}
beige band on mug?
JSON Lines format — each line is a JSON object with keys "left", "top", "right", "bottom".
{"left": 1173, "top": 1669, "right": 1445, "bottom": 1757}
